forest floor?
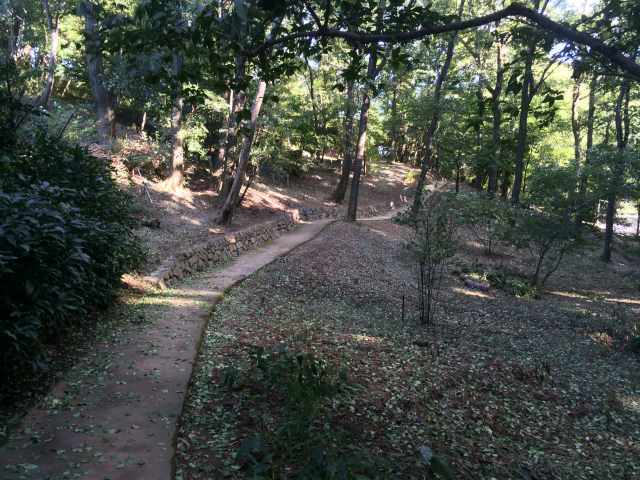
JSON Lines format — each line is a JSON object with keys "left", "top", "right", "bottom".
{"left": 97, "top": 135, "right": 414, "bottom": 273}
{"left": 174, "top": 215, "right": 640, "bottom": 479}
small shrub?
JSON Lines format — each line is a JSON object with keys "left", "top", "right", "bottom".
{"left": 487, "top": 271, "right": 538, "bottom": 298}
{"left": 401, "top": 192, "right": 461, "bottom": 327}
{"left": 249, "top": 345, "right": 345, "bottom": 409}
{"left": 457, "top": 192, "right": 512, "bottom": 255}
{"left": 501, "top": 207, "right": 578, "bottom": 288}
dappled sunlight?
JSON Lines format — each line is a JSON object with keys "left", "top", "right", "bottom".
{"left": 621, "top": 394, "right": 640, "bottom": 415}
{"left": 181, "top": 215, "right": 203, "bottom": 226}
{"left": 549, "top": 290, "right": 640, "bottom": 306}
{"left": 548, "top": 290, "right": 591, "bottom": 300}
{"left": 351, "top": 333, "right": 385, "bottom": 345}
{"left": 452, "top": 286, "right": 495, "bottom": 299}
{"left": 603, "top": 296, "right": 640, "bottom": 306}
{"left": 118, "top": 287, "right": 221, "bottom": 309}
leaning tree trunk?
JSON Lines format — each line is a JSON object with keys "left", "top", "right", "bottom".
{"left": 217, "top": 80, "right": 267, "bottom": 225}
{"left": 331, "top": 79, "right": 355, "bottom": 203}
{"left": 37, "top": 0, "right": 59, "bottom": 109}
{"left": 79, "top": 1, "right": 114, "bottom": 142}
{"left": 602, "top": 80, "right": 630, "bottom": 262}
{"left": 218, "top": 56, "right": 248, "bottom": 198}
{"left": 488, "top": 41, "right": 504, "bottom": 195}
{"left": 411, "top": 0, "right": 466, "bottom": 217}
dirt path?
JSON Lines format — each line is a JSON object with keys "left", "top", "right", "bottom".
{"left": 0, "top": 220, "right": 333, "bottom": 480}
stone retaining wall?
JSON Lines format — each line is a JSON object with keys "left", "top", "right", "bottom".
{"left": 144, "top": 201, "right": 398, "bottom": 288}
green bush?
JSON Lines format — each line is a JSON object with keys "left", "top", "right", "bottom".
{"left": 501, "top": 207, "right": 578, "bottom": 288}
{"left": 457, "top": 192, "right": 512, "bottom": 255}
{"left": 0, "top": 130, "right": 145, "bottom": 371}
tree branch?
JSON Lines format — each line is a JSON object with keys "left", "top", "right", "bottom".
{"left": 251, "top": 3, "right": 640, "bottom": 79}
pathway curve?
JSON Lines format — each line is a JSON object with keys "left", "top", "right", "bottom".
{"left": 0, "top": 219, "right": 333, "bottom": 480}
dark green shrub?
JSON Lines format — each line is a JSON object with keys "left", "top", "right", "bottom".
{"left": 0, "top": 129, "right": 144, "bottom": 371}
{"left": 250, "top": 346, "right": 345, "bottom": 408}
{"left": 626, "top": 336, "right": 640, "bottom": 354}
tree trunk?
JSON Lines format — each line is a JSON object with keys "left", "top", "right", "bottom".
{"left": 389, "top": 76, "right": 400, "bottom": 162}
{"left": 166, "top": 95, "right": 184, "bottom": 188}
{"left": 331, "top": 79, "right": 355, "bottom": 203}
{"left": 602, "top": 80, "right": 630, "bottom": 262}
{"left": 576, "top": 74, "right": 596, "bottom": 226}
{"left": 8, "top": 14, "right": 22, "bottom": 61}
{"left": 411, "top": 0, "right": 466, "bottom": 217}
{"left": 511, "top": 41, "right": 535, "bottom": 204}
{"left": 571, "top": 79, "right": 582, "bottom": 172}
{"left": 346, "top": 0, "right": 386, "bottom": 221}
{"left": 218, "top": 56, "right": 247, "bottom": 199}
{"left": 217, "top": 80, "right": 267, "bottom": 225}
{"left": 37, "top": 0, "right": 59, "bottom": 109}
{"left": 165, "top": 54, "right": 185, "bottom": 188}
{"left": 346, "top": 87, "right": 373, "bottom": 221}
{"left": 79, "top": 1, "right": 114, "bottom": 142}
{"left": 500, "top": 169, "right": 510, "bottom": 199}
{"left": 488, "top": 41, "right": 504, "bottom": 195}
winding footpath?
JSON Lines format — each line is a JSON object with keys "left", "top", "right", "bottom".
{"left": 0, "top": 219, "right": 334, "bottom": 480}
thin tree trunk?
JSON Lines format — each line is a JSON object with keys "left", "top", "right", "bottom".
{"left": 411, "top": 0, "right": 466, "bottom": 217}
{"left": 488, "top": 41, "right": 504, "bottom": 195}
{"left": 79, "top": 1, "right": 114, "bottom": 142}
{"left": 500, "top": 169, "right": 510, "bottom": 199}
{"left": 602, "top": 80, "right": 630, "bottom": 262}
{"left": 347, "top": 85, "right": 373, "bottom": 221}
{"left": 331, "top": 79, "right": 355, "bottom": 203}
{"left": 511, "top": 41, "right": 535, "bottom": 204}
{"left": 390, "top": 76, "right": 400, "bottom": 162}
{"left": 577, "top": 74, "right": 597, "bottom": 226}
{"left": 37, "top": 0, "right": 59, "bottom": 109}
{"left": 305, "top": 58, "right": 322, "bottom": 161}
{"left": 217, "top": 80, "right": 267, "bottom": 225}
{"left": 571, "top": 79, "right": 582, "bottom": 172}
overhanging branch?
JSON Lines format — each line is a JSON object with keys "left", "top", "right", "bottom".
{"left": 251, "top": 3, "right": 640, "bottom": 79}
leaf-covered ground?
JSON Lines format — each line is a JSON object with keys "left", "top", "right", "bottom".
{"left": 175, "top": 220, "right": 640, "bottom": 479}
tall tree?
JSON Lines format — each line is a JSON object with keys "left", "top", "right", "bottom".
{"left": 79, "top": 0, "right": 114, "bottom": 142}
{"left": 217, "top": 79, "right": 267, "bottom": 225}
{"left": 331, "top": 77, "right": 355, "bottom": 203}
{"left": 602, "top": 79, "right": 631, "bottom": 262}
{"left": 346, "top": 0, "right": 386, "bottom": 221}
{"left": 488, "top": 36, "right": 505, "bottom": 195}
{"left": 411, "top": 0, "right": 466, "bottom": 217}
{"left": 36, "top": 0, "right": 60, "bottom": 108}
